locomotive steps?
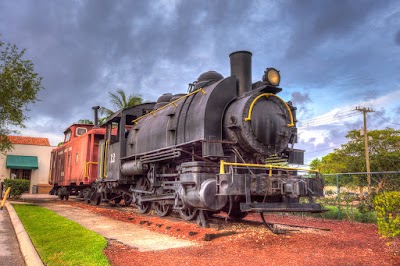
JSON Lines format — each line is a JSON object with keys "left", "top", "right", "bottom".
{"left": 38, "top": 202, "right": 197, "bottom": 252}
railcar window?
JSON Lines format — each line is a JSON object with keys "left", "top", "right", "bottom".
{"left": 76, "top": 127, "right": 87, "bottom": 136}
{"left": 65, "top": 130, "right": 71, "bottom": 142}
{"left": 75, "top": 153, "right": 79, "bottom": 163}
{"left": 107, "top": 122, "right": 120, "bottom": 144}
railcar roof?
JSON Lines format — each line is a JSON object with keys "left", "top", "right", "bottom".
{"left": 103, "top": 102, "right": 156, "bottom": 124}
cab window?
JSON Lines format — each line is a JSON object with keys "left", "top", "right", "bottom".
{"left": 65, "top": 130, "right": 72, "bottom": 142}
{"left": 76, "top": 127, "right": 87, "bottom": 136}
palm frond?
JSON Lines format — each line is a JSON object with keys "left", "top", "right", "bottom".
{"left": 109, "top": 91, "right": 124, "bottom": 110}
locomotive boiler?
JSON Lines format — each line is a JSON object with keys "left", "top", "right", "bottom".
{"left": 93, "top": 51, "right": 324, "bottom": 226}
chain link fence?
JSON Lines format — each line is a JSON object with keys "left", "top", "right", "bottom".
{"left": 319, "top": 171, "right": 400, "bottom": 222}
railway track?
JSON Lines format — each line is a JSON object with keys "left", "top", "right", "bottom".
{"left": 69, "top": 196, "right": 331, "bottom": 235}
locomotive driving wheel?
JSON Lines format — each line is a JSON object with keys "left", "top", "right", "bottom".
{"left": 179, "top": 207, "right": 198, "bottom": 221}
{"left": 134, "top": 177, "right": 151, "bottom": 214}
{"left": 122, "top": 193, "right": 132, "bottom": 206}
{"left": 89, "top": 192, "right": 102, "bottom": 206}
{"left": 153, "top": 201, "right": 172, "bottom": 217}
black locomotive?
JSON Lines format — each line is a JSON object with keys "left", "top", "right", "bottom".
{"left": 86, "top": 51, "right": 324, "bottom": 226}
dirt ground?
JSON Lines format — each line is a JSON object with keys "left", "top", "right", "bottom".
{"left": 58, "top": 201, "right": 399, "bottom": 266}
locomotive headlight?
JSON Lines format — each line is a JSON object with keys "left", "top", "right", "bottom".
{"left": 265, "top": 68, "right": 280, "bottom": 86}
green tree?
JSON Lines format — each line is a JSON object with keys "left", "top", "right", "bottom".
{"left": 310, "top": 128, "right": 400, "bottom": 192}
{"left": 0, "top": 37, "right": 43, "bottom": 153}
{"left": 100, "top": 89, "right": 143, "bottom": 118}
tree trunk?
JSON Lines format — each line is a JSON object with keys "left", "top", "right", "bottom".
{"left": 359, "top": 186, "right": 364, "bottom": 203}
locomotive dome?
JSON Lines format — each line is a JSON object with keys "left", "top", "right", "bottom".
{"left": 194, "top": 70, "right": 224, "bottom": 90}
{"left": 197, "top": 70, "right": 224, "bottom": 82}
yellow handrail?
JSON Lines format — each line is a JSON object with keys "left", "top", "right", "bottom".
{"left": 245, "top": 93, "right": 294, "bottom": 127}
{"left": 132, "top": 88, "right": 206, "bottom": 124}
{"left": 103, "top": 140, "right": 109, "bottom": 178}
{"left": 219, "top": 160, "right": 319, "bottom": 176}
{"left": 84, "top": 161, "right": 99, "bottom": 178}
{"left": 0, "top": 187, "right": 11, "bottom": 210}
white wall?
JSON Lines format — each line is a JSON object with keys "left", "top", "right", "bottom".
{"left": 0, "top": 144, "right": 54, "bottom": 193}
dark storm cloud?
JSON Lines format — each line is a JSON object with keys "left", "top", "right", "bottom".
{"left": 0, "top": 0, "right": 262, "bottom": 140}
{"left": 289, "top": 91, "right": 314, "bottom": 120}
{"left": 290, "top": 91, "right": 311, "bottom": 105}
{"left": 277, "top": 0, "right": 399, "bottom": 102}
{"left": 0, "top": 0, "right": 399, "bottom": 148}
{"left": 281, "top": 0, "right": 386, "bottom": 58}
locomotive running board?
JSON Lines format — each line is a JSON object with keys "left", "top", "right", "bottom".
{"left": 240, "top": 202, "right": 325, "bottom": 213}
{"left": 136, "top": 193, "right": 175, "bottom": 204}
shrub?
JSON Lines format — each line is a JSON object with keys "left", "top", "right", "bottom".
{"left": 3, "top": 178, "right": 30, "bottom": 199}
{"left": 374, "top": 192, "right": 400, "bottom": 238}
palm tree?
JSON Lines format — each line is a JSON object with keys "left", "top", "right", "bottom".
{"left": 77, "top": 119, "right": 93, "bottom": 124}
{"left": 100, "top": 89, "right": 143, "bottom": 118}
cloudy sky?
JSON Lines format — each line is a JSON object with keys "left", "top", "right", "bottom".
{"left": 1, "top": 0, "right": 399, "bottom": 164}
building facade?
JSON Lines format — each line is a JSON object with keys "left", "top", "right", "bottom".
{"left": 0, "top": 136, "right": 54, "bottom": 194}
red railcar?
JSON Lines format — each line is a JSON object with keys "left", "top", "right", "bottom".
{"left": 49, "top": 124, "right": 106, "bottom": 198}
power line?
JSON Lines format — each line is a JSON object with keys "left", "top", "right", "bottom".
{"left": 373, "top": 113, "right": 400, "bottom": 126}
{"left": 300, "top": 110, "right": 356, "bottom": 124}
{"left": 298, "top": 110, "right": 359, "bottom": 129}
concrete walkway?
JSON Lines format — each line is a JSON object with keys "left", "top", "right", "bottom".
{"left": 39, "top": 202, "right": 196, "bottom": 251}
{"left": 0, "top": 207, "right": 25, "bottom": 266}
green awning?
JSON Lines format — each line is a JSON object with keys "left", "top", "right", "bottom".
{"left": 6, "top": 155, "right": 38, "bottom": 169}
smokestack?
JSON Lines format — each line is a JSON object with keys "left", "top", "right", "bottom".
{"left": 229, "top": 51, "right": 252, "bottom": 96}
{"left": 92, "top": 106, "right": 100, "bottom": 128}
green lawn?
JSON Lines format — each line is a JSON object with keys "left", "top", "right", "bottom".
{"left": 13, "top": 204, "right": 109, "bottom": 266}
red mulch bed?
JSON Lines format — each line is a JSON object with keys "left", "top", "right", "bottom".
{"left": 60, "top": 201, "right": 399, "bottom": 266}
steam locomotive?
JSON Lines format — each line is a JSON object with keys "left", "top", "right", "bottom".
{"left": 52, "top": 51, "right": 324, "bottom": 226}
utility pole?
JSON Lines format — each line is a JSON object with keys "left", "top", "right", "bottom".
{"left": 355, "top": 106, "right": 375, "bottom": 193}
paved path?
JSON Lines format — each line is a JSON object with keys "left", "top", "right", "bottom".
{"left": 40, "top": 202, "right": 196, "bottom": 252}
{"left": 0, "top": 208, "right": 25, "bottom": 266}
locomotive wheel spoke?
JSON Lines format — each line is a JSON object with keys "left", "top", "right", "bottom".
{"left": 136, "top": 201, "right": 151, "bottom": 214}
{"left": 179, "top": 207, "right": 198, "bottom": 221}
{"left": 90, "top": 192, "right": 101, "bottom": 206}
{"left": 135, "top": 177, "right": 151, "bottom": 214}
{"left": 123, "top": 194, "right": 132, "bottom": 206}
{"left": 113, "top": 196, "right": 122, "bottom": 205}
{"left": 153, "top": 201, "right": 172, "bottom": 217}
{"left": 95, "top": 193, "right": 102, "bottom": 205}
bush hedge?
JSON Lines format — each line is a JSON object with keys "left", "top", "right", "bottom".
{"left": 3, "top": 178, "right": 30, "bottom": 198}
{"left": 374, "top": 192, "right": 400, "bottom": 238}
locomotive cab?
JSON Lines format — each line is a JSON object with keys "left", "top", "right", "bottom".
{"left": 98, "top": 103, "right": 155, "bottom": 182}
